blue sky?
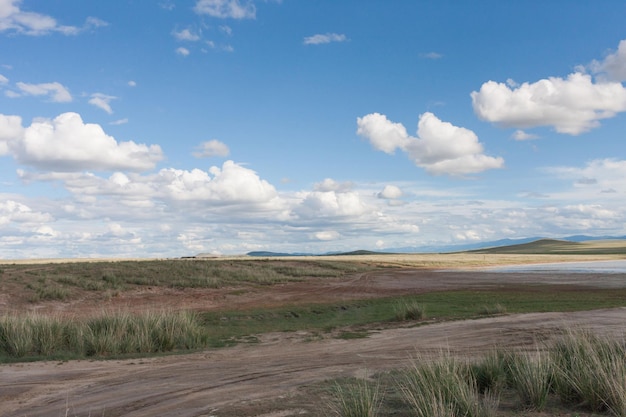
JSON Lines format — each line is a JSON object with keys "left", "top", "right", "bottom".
{"left": 1, "top": 0, "right": 626, "bottom": 258}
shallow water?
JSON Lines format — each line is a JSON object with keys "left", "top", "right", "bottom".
{"left": 485, "top": 259, "right": 626, "bottom": 274}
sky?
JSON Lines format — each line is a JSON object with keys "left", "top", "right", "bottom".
{"left": 1, "top": 0, "right": 626, "bottom": 259}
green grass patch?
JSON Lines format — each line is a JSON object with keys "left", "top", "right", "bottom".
{"left": 199, "top": 287, "right": 626, "bottom": 347}
{"left": 4, "top": 286, "right": 626, "bottom": 363}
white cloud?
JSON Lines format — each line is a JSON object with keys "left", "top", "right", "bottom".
{"left": 357, "top": 112, "right": 504, "bottom": 176}
{"left": 313, "top": 230, "right": 340, "bottom": 241}
{"left": 295, "top": 191, "right": 367, "bottom": 219}
{"left": 128, "top": 80, "right": 137, "bottom": 87}
{"left": 159, "top": 161, "right": 278, "bottom": 204}
{"left": 176, "top": 47, "right": 190, "bottom": 56}
{"left": 193, "top": 139, "right": 230, "bottom": 158}
{"left": 314, "top": 178, "right": 354, "bottom": 193}
{"left": 378, "top": 185, "right": 403, "bottom": 199}
{"left": 84, "top": 17, "right": 108, "bottom": 30}
{"left": 0, "top": 0, "right": 105, "bottom": 36}
{"left": 194, "top": 0, "right": 256, "bottom": 19}
{"left": 88, "top": 93, "right": 116, "bottom": 114}
{"left": 590, "top": 39, "right": 626, "bottom": 82}
{"left": 0, "top": 200, "right": 52, "bottom": 226}
{"left": 0, "top": 113, "right": 23, "bottom": 155}
{"left": 303, "top": 33, "right": 347, "bottom": 45}
{"left": 1, "top": 112, "right": 163, "bottom": 172}
{"left": 110, "top": 118, "right": 129, "bottom": 126}
{"left": 0, "top": 73, "right": 7, "bottom": 84}
{"left": 471, "top": 72, "right": 626, "bottom": 135}
{"left": 172, "top": 28, "right": 200, "bottom": 41}
{"left": 511, "top": 130, "right": 539, "bottom": 141}
{"left": 14, "top": 81, "right": 72, "bottom": 102}
{"left": 546, "top": 158, "right": 626, "bottom": 195}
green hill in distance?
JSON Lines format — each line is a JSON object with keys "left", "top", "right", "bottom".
{"left": 469, "top": 239, "right": 626, "bottom": 255}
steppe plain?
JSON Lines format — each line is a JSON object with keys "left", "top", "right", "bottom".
{"left": 1, "top": 239, "right": 626, "bottom": 416}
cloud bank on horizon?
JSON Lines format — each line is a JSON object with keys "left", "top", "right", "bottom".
{"left": 0, "top": 0, "right": 625, "bottom": 258}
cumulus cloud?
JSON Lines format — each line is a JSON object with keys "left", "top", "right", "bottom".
{"left": 193, "top": 139, "right": 230, "bottom": 158}
{"left": 88, "top": 93, "right": 116, "bottom": 114}
{"left": 0, "top": 200, "right": 52, "bottom": 226}
{"left": 57, "top": 161, "right": 278, "bottom": 207}
{"left": 295, "top": 191, "right": 367, "bottom": 219}
{"left": 590, "top": 39, "right": 626, "bottom": 82}
{"left": 172, "top": 28, "right": 200, "bottom": 41}
{"left": 14, "top": 81, "right": 72, "bottom": 102}
{"left": 0, "top": 112, "right": 163, "bottom": 171}
{"left": 128, "top": 80, "right": 137, "bottom": 87}
{"left": 377, "top": 185, "right": 403, "bottom": 199}
{"left": 0, "top": 113, "right": 23, "bottom": 155}
{"left": 511, "top": 130, "right": 539, "bottom": 141}
{"left": 471, "top": 72, "right": 626, "bottom": 135}
{"left": 0, "top": 0, "right": 106, "bottom": 35}
{"left": 176, "top": 47, "right": 190, "bottom": 56}
{"left": 194, "top": 0, "right": 256, "bottom": 19}
{"left": 356, "top": 112, "right": 504, "bottom": 176}
{"left": 159, "top": 161, "right": 278, "bottom": 204}
{"left": 313, "top": 230, "right": 340, "bottom": 241}
{"left": 314, "top": 178, "right": 354, "bottom": 193}
{"left": 303, "top": 33, "right": 347, "bottom": 45}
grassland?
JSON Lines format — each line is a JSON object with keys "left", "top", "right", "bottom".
{"left": 1, "top": 240, "right": 626, "bottom": 416}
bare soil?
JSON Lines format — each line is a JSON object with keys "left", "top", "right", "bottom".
{"left": 2, "top": 258, "right": 626, "bottom": 416}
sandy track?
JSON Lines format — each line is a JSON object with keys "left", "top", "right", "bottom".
{"left": 2, "top": 307, "right": 626, "bottom": 417}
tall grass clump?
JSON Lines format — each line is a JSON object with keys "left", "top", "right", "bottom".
{"left": 327, "top": 377, "right": 384, "bottom": 417}
{"left": 471, "top": 348, "right": 512, "bottom": 395}
{"left": 0, "top": 310, "right": 208, "bottom": 359}
{"left": 477, "top": 303, "right": 507, "bottom": 316}
{"left": 507, "top": 348, "right": 553, "bottom": 410}
{"left": 0, "top": 314, "right": 34, "bottom": 357}
{"left": 398, "top": 353, "right": 496, "bottom": 417}
{"left": 393, "top": 300, "right": 425, "bottom": 322}
{"left": 551, "top": 330, "right": 626, "bottom": 416}
{"left": 84, "top": 310, "right": 207, "bottom": 355}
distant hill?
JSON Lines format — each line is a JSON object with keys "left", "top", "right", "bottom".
{"left": 387, "top": 235, "right": 626, "bottom": 254}
{"left": 246, "top": 249, "right": 392, "bottom": 257}
{"left": 246, "top": 251, "right": 314, "bottom": 257}
{"left": 470, "top": 238, "right": 626, "bottom": 255}
{"left": 240, "top": 235, "right": 626, "bottom": 258}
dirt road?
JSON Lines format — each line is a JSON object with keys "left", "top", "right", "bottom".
{"left": 2, "top": 307, "right": 626, "bottom": 417}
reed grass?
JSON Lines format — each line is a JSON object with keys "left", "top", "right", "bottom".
{"left": 0, "top": 310, "right": 207, "bottom": 359}
{"left": 398, "top": 353, "right": 496, "bottom": 417}
{"left": 329, "top": 330, "right": 626, "bottom": 416}
{"left": 551, "top": 330, "right": 626, "bottom": 416}
{"left": 327, "top": 377, "right": 384, "bottom": 417}
{"left": 507, "top": 349, "right": 553, "bottom": 410}
{"left": 393, "top": 300, "right": 425, "bottom": 321}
